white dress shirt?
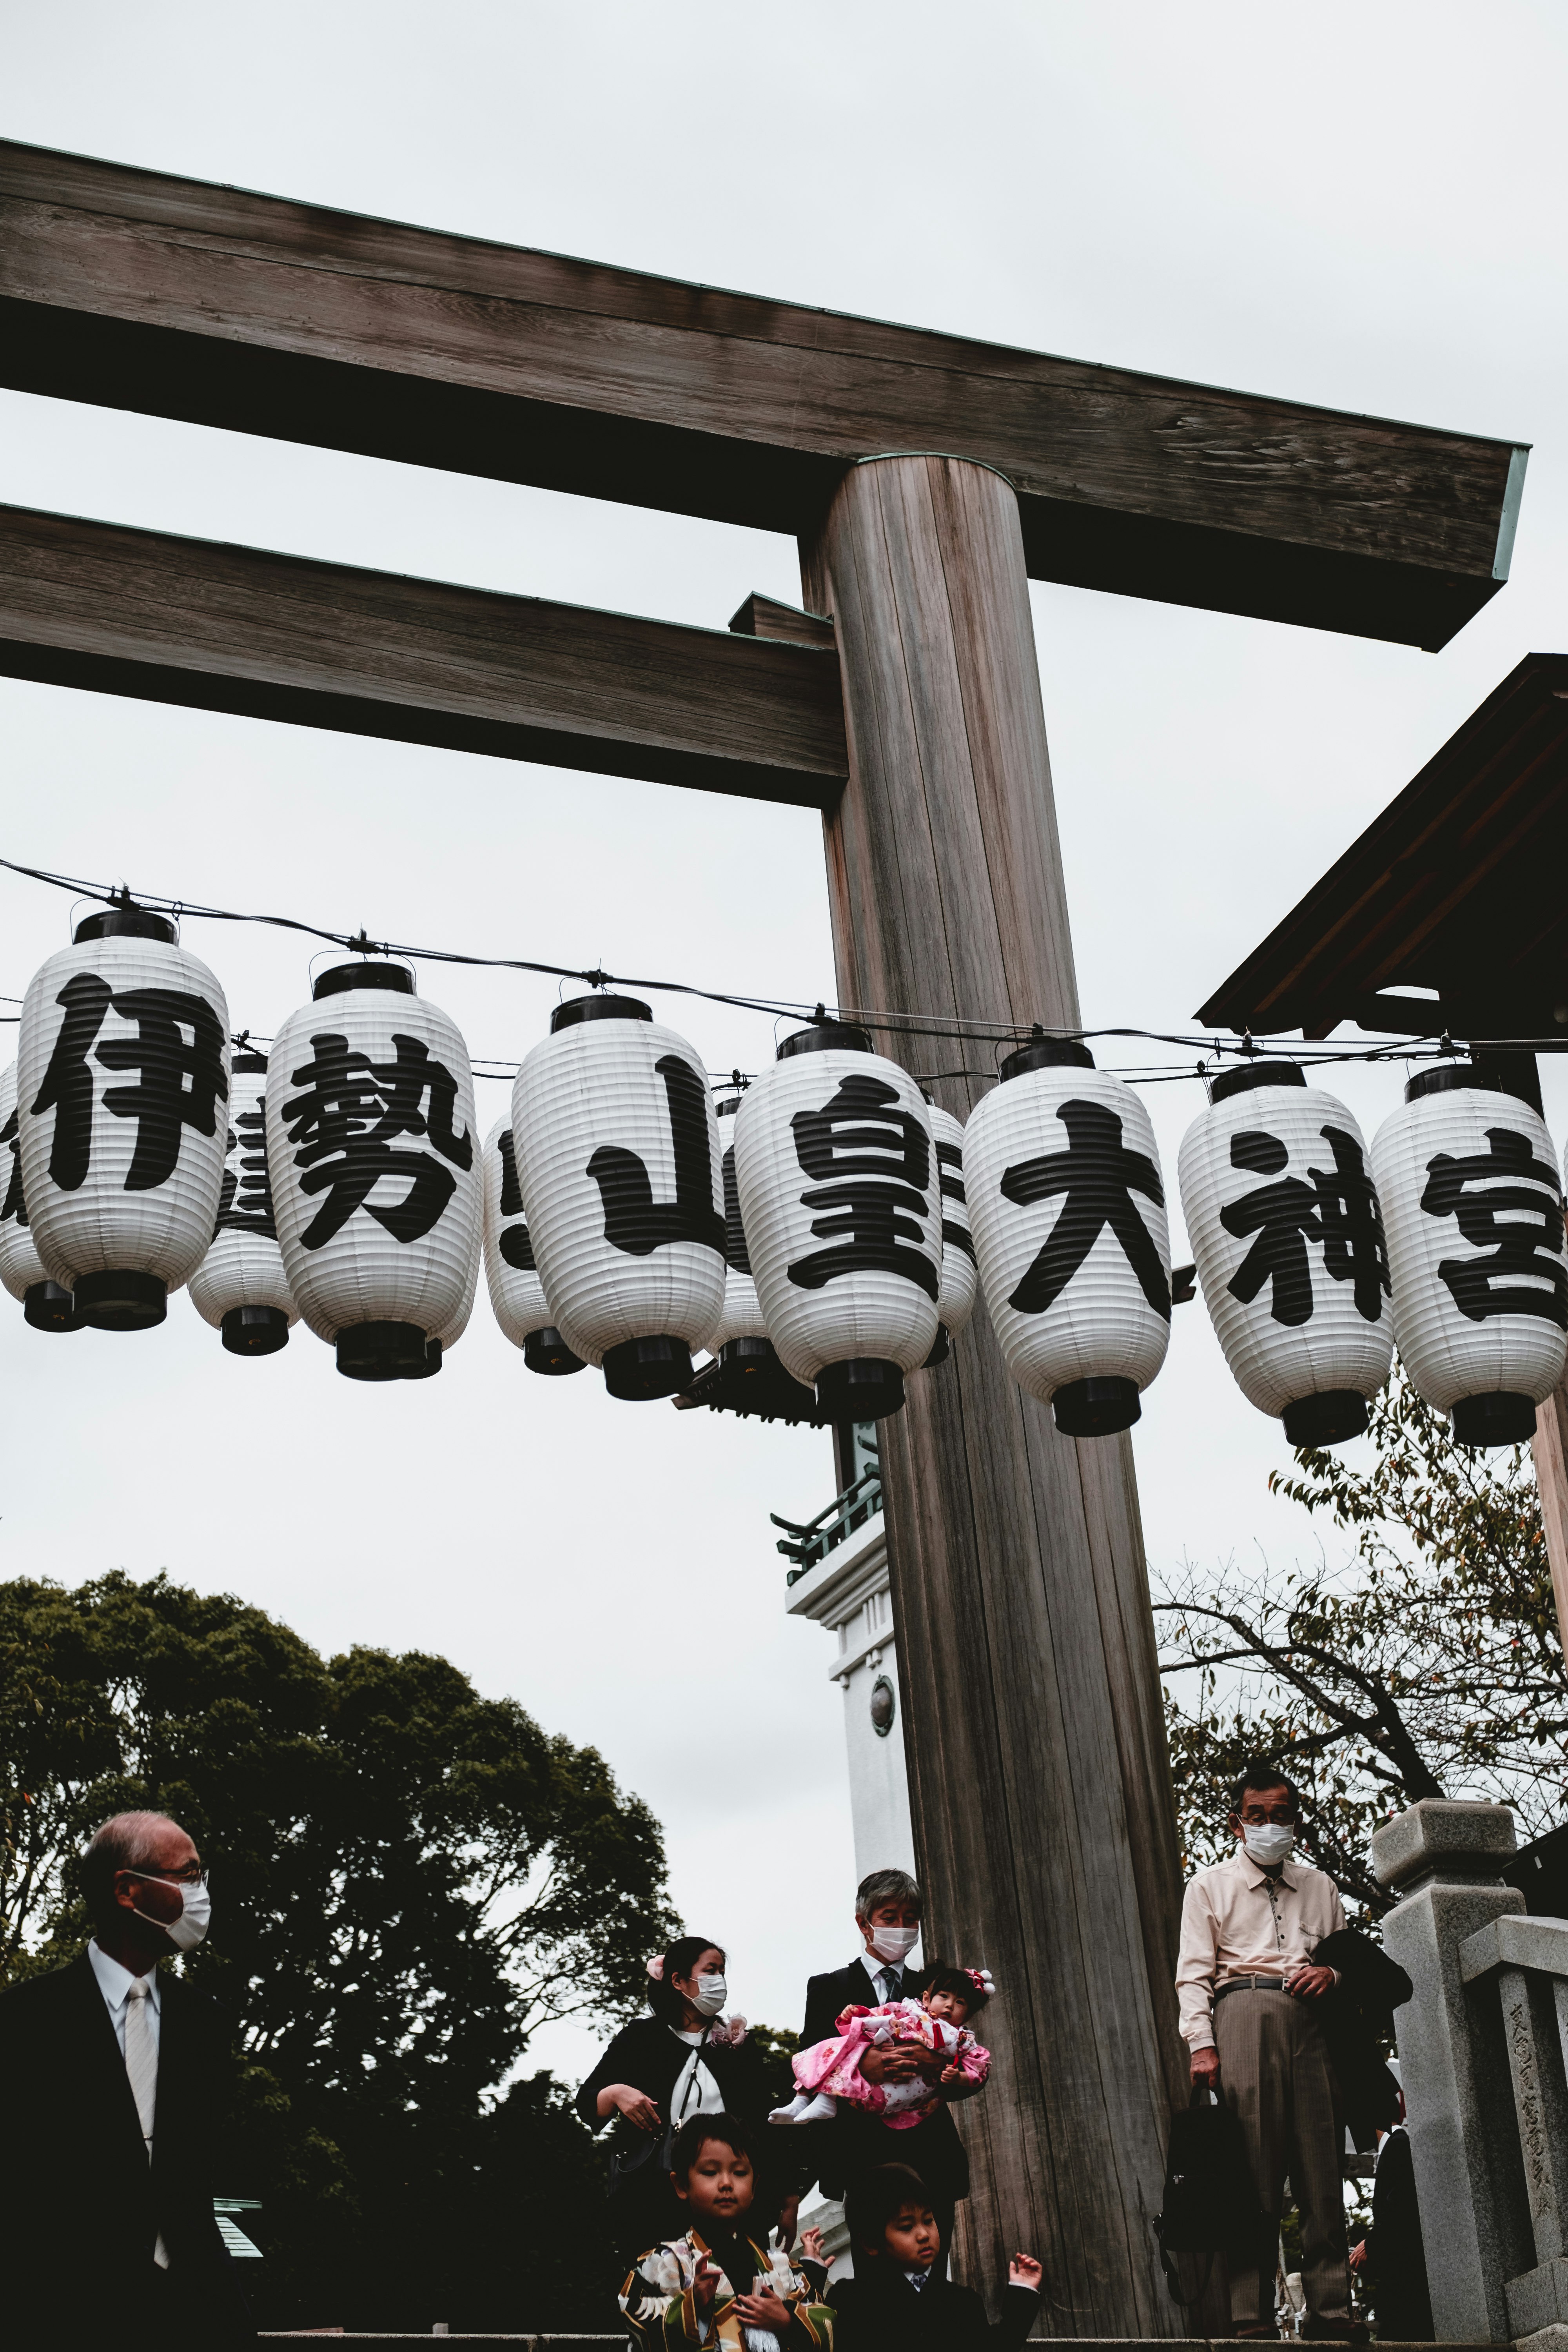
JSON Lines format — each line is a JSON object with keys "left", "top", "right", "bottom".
{"left": 669, "top": 2026, "right": 726, "bottom": 2124}
{"left": 88, "top": 1938, "right": 162, "bottom": 2054}
{"left": 1176, "top": 1850, "right": 1345, "bottom": 2049}
{"left": 858, "top": 1949, "right": 911, "bottom": 2006}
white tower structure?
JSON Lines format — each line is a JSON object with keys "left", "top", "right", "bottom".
{"left": 778, "top": 1424, "right": 915, "bottom": 1879}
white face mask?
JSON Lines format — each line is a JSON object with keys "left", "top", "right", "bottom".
{"left": 1242, "top": 1824, "right": 1295, "bottom": 1867}
{"left": 690, "top": 1973, "right": 728, "bottom": 2018}
{"left": 132, "top": 1875, "right": 212, "bottom": 1953}
{"left": 867, "top": 1922, "right": 920, "bottom": 1966}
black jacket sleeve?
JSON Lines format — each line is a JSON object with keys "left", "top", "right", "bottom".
{"left": 575, "top": 2021, "right": 657, "bottom": 2134}
{"left": 995, "top": 2283, "right": 1042, "bottom": 2347}
{"left": 803, "top": 1968, "right": 853, "bottom": 2050}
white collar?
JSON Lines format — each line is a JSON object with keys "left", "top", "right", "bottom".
{"left": 88, "top": 1940, "right": 161, "bottom": 2013}
{"left": 860, "top": 1949, "right": 908, "bottom": 1980}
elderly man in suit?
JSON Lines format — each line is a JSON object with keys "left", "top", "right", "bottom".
{"left": 800, "top": 1865, "right": 970, "bottom": 2260}
{"left": 0, "top": 1809, "right": 255, "bottom": 2347}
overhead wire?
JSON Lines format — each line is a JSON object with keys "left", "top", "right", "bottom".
{"left": 0, "top": 848, "right": 1530, "bottom": 1090}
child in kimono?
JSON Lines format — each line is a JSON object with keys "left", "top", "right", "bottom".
{"left": 619, "top": 2110, "right": 834, "bottom": 2348}
{"left": 769, "top": 1964, "right": 992, "bottom": 2129}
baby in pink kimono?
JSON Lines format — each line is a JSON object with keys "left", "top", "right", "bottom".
{"left": 770, "top": 1962, "right": 993, "bottom": 2129}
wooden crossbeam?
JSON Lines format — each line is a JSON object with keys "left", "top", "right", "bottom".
{"left": 0, "top": 504, "right": 848, "bottom": 806}
{"left": 0, "top": 140, "right": 1526, "bottom": 651}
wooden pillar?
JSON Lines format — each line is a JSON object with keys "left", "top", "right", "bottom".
{"left": 800, "top": 456, "right": 1189, "bottom": 2332}
{"left": 1531, "top": 1385, "right": 1568, "bottom": 1661}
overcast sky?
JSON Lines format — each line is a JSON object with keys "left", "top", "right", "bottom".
{"left": 5, "top": 2, "right": 1567, "bottom": 2086}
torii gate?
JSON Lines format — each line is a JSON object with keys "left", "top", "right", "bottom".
{"left": 0, "top": 139, "right": 1525, "bottom": 2330}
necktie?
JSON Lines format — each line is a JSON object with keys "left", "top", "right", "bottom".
{"left": 125, "top": 1978, "right": 171, "bottom": 2270}
{"left": 880, "top": 1967, "right": 902, "bottom": 2004}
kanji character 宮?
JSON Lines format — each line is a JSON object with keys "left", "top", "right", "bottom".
{"left": 786, "top": 1071, "right": 938, "bottom": 1299}
{"left": 496, "top": 1126, "right": 537, "bottom": 1272}
{"left": 936, "top": 1136, "right": 976, "bottom": 1265}
{"left": 215, "top": 1100, "right": 278, "bottom": 1240}
{"left": 1002, "top": 1096, "right": 1169, "bottom": 1318}
{"left": 281, "top": 1030, "right": 473, "bottom": 1250}
{"left": 1421, "top": 1125, "right": 1568, "bottom": 1326}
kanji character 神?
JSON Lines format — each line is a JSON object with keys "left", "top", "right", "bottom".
{"left": 1221, "top": 1123, "right": 1389, "bottom": 1327}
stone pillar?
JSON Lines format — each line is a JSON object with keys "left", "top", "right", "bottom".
{"left": 1372, "top": 1797, "right": 1526, "bottom": 2340}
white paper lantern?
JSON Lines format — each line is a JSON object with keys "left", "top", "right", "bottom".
{"left": 925, "top": 1099, "right": 978, "bottom": 1363}
{"left": 512, "top": 995, "right": 726, "bottom": 1399}
{"left": 17, "top": 906, "right": 230, "bottom": 1330}
{"left": 965, "top": 1038, "right": 1171, "bottom": 1434}
{"left": 1178, "top": 1062, "right": 1393, "bottom": 1446}
{"left": 711, "top": 1092, "right": 772, "bottom": 1352}
{"left": 481, "top": 1114, "right": 584, "bottom": 1374}
{"left": 732, "top": 1022, "right": 941, "bottom": 1419}
{"left": 0, "top": 1060, "right": 80, "bottom": 1332}
{"left": 1370, "top": 1063, "right": 1568, "bottom": 1446}
{"left": 187, "top": 1053, "right": 299, "bottom": 1356}
{"left": 405, "top": 1193, "right": 483, "bottom": 1378}
{"left": 267, "top": 960, "right": 482, "bottom": 1381}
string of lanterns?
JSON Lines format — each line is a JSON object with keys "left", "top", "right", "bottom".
{"left": 2, "top": 898, "right": 1564, "bottom": 1454}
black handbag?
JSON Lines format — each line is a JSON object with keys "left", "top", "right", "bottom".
{"left": 607, "top": 2029, "right": 711, "bottom": 2198}
{"left": 1152, "top": 2087, "right": 1264, "bottom": 2305}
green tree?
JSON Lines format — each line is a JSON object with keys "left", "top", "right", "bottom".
{"left": 1155, "top": 1371, "right": 1568, "bottom": 1911}
{"left": 0, "top": 1570, "right": 676, "bottom": 2328}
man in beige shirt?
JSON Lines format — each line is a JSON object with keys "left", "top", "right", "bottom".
{"left": 1176, "top": 1761, "right": 1356, "bottom": 2339}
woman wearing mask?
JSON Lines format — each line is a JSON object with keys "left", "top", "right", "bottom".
{"left": 576, "top": 1934, "right": 800, "bottom": 2266}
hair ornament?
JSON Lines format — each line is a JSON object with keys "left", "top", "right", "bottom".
{"left": 965, "top": 1967, "right": 995, "bottom": 1994}
{"left": 646, "top": 1955, "right": 666, "bottom": 1981}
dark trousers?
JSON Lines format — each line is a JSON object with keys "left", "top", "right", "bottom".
{"left": 1215, "top": 1986, "right": 1349, "bottom": 2327}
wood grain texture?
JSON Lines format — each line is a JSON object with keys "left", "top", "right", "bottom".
{"left": 1531, "top": 1383, "right": 1568, "bottom": 1664}
{"left": 0, "top": 503, "right": 847, "bottom": 806}
{"left": 1198, "top": 654, "right": 1568, "bottom": 1040}
{"left": 0, "top": 140, "right": 1521, "bottom": 648}
{"left": 802, "top": 458, "right": 1189, "bottom": 2333}
{"left": 727, "top": 591, "right": 835, "bottom": 648}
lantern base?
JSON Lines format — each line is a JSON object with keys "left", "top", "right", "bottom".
{"left": 74, "top": 1270, "right": 167, "bottom": 1331}
{"left": 23, "top": 1280, "right": 81, "bottom": 1333}
{"left": 221, "top": 1305, "right": 290, "bottom": 1357}
{"left": 1452, "top": 1391, "right": 1539, "bottom": 1448}
{"left": 336, "top": 1321, "right": 429, "bottom": 1381}
{"left": 719, "top": 1335, "right": 779, "bottom": 1377}
{"left": 1053, "top": 1376, "right": 1140, "bottom": 1436}
{"left": 923, "top": 1324, "right": 951, "bottom": 1369}
{"left": 1282, "top": 1390, "right": 1368, "bottom": 1448}
{"left": 524, "top": 1326, "right": 586, "bottom": 1376}
{"left": 402, "top": 1339, "right": 444, "bottom": 1380}
{"left": 815, "top": 1357, "right": 906, "bottom": 1419}
{"left": 604, "top": 1334, "right": 693, "bottom": 1401}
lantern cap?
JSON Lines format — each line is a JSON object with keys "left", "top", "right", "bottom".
{"left": 1405, "top": 1061, "right": 1507, "bottom": 1103}
{"left": 313, "top": 961, "right": 415, "bottom": 1000}
{"left": 232, "top": 1051, "right": 269, "bottom": 1074}
{"left": 716, "top": 1096, "right": 741, "bottom": 1118}
{"left": 551, "top": 993, "right": 652, "bottom": 1031}
{"left": 998, "top": 1036, "right": 1094, "bottom": 1082}
{"left": 778, "top": 1020, "right": 873, "bottom": 1060}
{"left": 1209, "top": 1059, "right": 1308, "bottom": 1105}
{"left": 73, "top": 905, "right": 176, "bottom": 946}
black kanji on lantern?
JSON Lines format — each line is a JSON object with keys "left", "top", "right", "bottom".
{"left": 31, "top": 973, "right": 227, "bottom": 1193}
{"left": 936, "top": 1138, "right": 976, "bottom": 1265}
{"left": 1222, "top": 1123, "right": 1389, "bottom": 1328}
{"left": 588, "top": 1054, "right": 724, "bottom": 1258}
{"left": 496, "top": 1127, "right": 537, "bottom": 1272}
{"left": 215, "top": 1100, "right": 278, "bottom": 1240}
{"left": 721, "top": 1145, "right": 751, "bottom": 1275}
{"left": 1002, "top": 1097, "right": 1169, "bottom": 1318}
{"left": 1, "top": 1103, "right": 25, "bottom": 1229}
{"left": 787, "top": 1071, "right": 938, "bottom": 1298}
{"left": 282, "top": 1030, "right": 473, "bottom": 1250}
{"left": 1421, "top": 1125, "right": 1568, "bottom": 1326}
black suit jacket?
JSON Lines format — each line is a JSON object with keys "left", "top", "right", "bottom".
{"left": 829, "top": 2262, "right": 1040, "bottom": 2350}
{"left": 0, "top": 1949, "right": 254, "bottom": 2343}
{"left": 800, "top": 1960, "right": 969, "bottom": 2209}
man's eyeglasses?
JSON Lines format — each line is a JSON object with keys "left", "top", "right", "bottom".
{"left": 121, "top": 1862, "right": 208, "bottom": 1887}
